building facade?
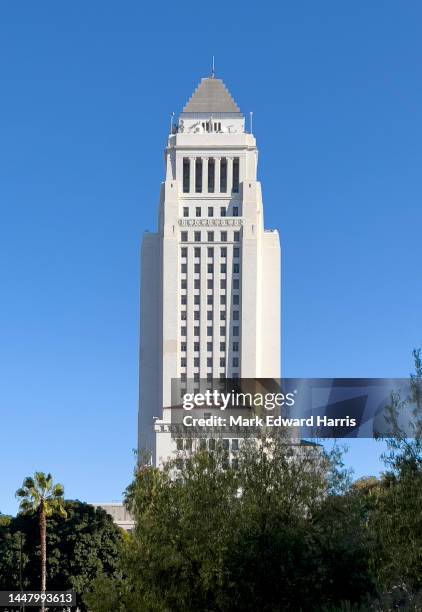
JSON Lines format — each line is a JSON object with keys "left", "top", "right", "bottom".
{"left": 138, "top": 74, "right": 281, "bottom": 466}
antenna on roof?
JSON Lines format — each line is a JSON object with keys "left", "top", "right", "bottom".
{"left": 211, "top": 55, "right": 215, "bottom": 78}
{"left": 250, "top": 111, "right": 253, "bottom": 134}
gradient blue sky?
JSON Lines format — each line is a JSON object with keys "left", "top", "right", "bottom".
{"left": 1, "top": 2, "right": 421, "bottom": 514}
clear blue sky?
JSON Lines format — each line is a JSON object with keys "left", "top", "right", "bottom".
{"left": 1, "top": 2, "right": 421, "bottom": 515}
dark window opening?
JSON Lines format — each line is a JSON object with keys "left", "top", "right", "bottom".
{"left": 208, "top": 159, "right": 215, "bottom": 193}
{"left": 220, "top": 158, "right": 227, "bottom": 192}
{"left": 183, "top": 158, "right": 190, "bottom": 193}
{"left": 233, "top": 158, "right": 239, "bottom": 193}
{"left": 195, "top": 158, "right": 202, "bottom": 193}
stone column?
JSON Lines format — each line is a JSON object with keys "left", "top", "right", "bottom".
{"left": 227, "top": 157, "right": 233, "bottom": 194}
{"left": 203, "top": 157, "right": 208, "bottom": 195}
{"left": 189, "top": 157, "right": 195, "bottom": 194}
{"left": 215, "top": 157, "right": 221, "bottom": 195}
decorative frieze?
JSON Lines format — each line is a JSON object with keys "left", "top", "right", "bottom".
{"left": 178, "top": 218, "right": 244, "bottom": 227}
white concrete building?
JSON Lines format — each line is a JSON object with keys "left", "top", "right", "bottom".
{"left": 138, "top": 74, "right": 281, "bottom": 466}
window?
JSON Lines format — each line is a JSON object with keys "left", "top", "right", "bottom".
{"left": 194, "top": 231, "right": 201, "bottom": 242}
{"left": 194, "top": 357, "right": 200, "bottom": 367}
{"left": 208, "top": 264, "right": 213, "bottom": 273}
{"left": 221, "top": 280, "right": 226, "bottom": 289}
{"left": 194, "top": 279, "right": 200, "bottom": 289}
{"left": 194, "top": 373, "right": 200, "bottom": 382}
{"left": 181, "top": 263, "right": 187, "bottom": 273}
{"left": 221, "top": 247, "right": 227, "bottom": 257}
{"left": 233, "top": 263, "right": 240, "bottom": 274}
{"left": 221, "top": 264, "right": 226, "bottom": 273}
{"left": 207, "top": 311, "right": 213, "bottom": 320}
{"left": 234, "top": 231, "right": 240, "bottom": 242}
{"left": 181, "top": 326, "right": 187, "bottom": 336}
{"left": 194, "top": 263, "right": 200, "bottom": 273}
{"left": 222, "top": 439, "right": 229, "bottom": 450}
{"left": 220, "top": 295, "right": 226, "bottom": 305}
{"left": 207, "top": 373, "right": 212, "bottom": 382}
{"left": 220, "top": 207, "right": 226, "bottom": 217}
{"left": 207, "top": 342, "right": 213, "bottom": 351}
{"left": 209, "top": 439, "right": 216, "bottom": 450}
{"left": 233, "top": 294, "right": 239, "bottom": 305}
{"left": 181, "top": 295, "right": 187, "bottom": 305}
{"left": 208, "top": 206, "right": 214, "bottom": 217}
{"left": 194, "top": 342, "right": 200, "bottom": 351}
{"left": 208, "top": 159, "right": 215, "bottom": 193}
{"left": 194, "top": 311, "right": 200, "bottom": 320}
{"left": 233, "top": 326, "right": 239, "bottom": 336}
{"left": 181, "top": 311, "right": 187, "bottom": 320}
{"left": 208, "top": 231, "right": 214, "bottom": 242}
{"left": 181, "top": 279, "right": 187, "bottom": 289}
{"left": 220, "top": 342, "right": 226, "bottom": 351}
{"left": 181, "top": 357, "right": 186, "bottom": 367}
{"left": 221, "top": 231, "right": 227, "bottom": 242}
{"left": 232, "top": 372, "right": 239, "bottom": 379}
{"left": 207, "top": 296, "right": 213, "bottom": 305}
{"left": 208, "top": 247, "right": 214, "bottom": 257}
{"left": 207, "top": 357, "right": 213, "bottom": 367}
{"left": 207, "top": 326, "right": 213, "bottom": 337}
{"left": 233, "top": 311, "right": 239, "bottom": 320}
{"left": 181, "top": 247, "right": 188, "bottom": 257}
{"left": 220, "top": 158, "right": 227, "bottom": 192}
{"left": 233, "top": 357, "right": 239, "bottom": 367}
{"left": 220, "top": 311, "right": 226, "bottom": 320}
{"left": 207, "top": 280, "right": 213, "bottom": 289}
{"left": 183, "top": 158, "right": 190, "bottom": 193}
{"left": 232, "top": 158, "right": 239, "bottom": 193}
{"left": 183, "top": 207, "right": 189, "bottom": 218}
{"left": 196, "top": 206, "right": 201, "bottom": 218}
{"left": 233, "top": 279, "right": 239, "bottom": 289}
{"left": 233, "top": 342, "right": 239, "bottom": 352}
{"left": 220, "top": 358, "right": 226, "bottom": 367}
{"left": 194, "top": 295, "right": 200, "bottom": 305}
{"left": 177, "top": 438, "right": 183, "bottom": 450}
{"left": 185, "top": 438, "right": 192, "bottom": 450}
{"left": 195, "top": 158, "right": 202, "bottom": 193}
{"left": 194, "top": 326, "right": 200, "bottom": 336}
{"left": 181, "top": 231, "right": 188, "bottom": 242}
{"left": 233, "top": 206, "right": 239, "bottom": 217}
{"left": 234, "top": 247, "right": 239, "bottom": 258}
{"left": 194, "top": 247, "right": 201, "bottom": 257}
{"left": 220, "top": 326, "right": 226, "bottom": 336}
{"left": 232, "top": 439, "right": 239, "bottom": 451}
{"left": 181, "top": 373, "right": 186, "bottom": 382}
{"left": 181, "top": 342, "right": 187, "bottom": 352}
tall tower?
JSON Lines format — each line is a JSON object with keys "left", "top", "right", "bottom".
{"left": 139, "top": 74, "right": 281, "bottom": 466}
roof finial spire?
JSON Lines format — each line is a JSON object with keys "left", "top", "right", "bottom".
{"left": 211, "top": 55, "right": 215, "bottom": 78}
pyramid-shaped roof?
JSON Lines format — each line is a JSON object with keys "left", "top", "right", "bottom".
{"left": 182, "top": 77, "right": 241, "bottom": 114}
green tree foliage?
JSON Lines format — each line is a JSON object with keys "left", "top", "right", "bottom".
{"left": 365, "top": 348, "right": 422, "bottom": 599}
{"left": 15, "top": 471, "right": 66, "bottom": 611}
{"left": 0, "top": 501, "right": 125, "bottom": 611}
{"left": 86, "top": 438, "right": 375, "bottom": 612}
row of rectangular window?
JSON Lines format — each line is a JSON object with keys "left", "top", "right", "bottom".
{"left": 181, "top": 230, "right": 240, "bottom": 243}
{"left": 181, "top": 326, "right": 239, "bottom": 336}
{"left": 182, "top": 294, "right": 240, "bottom": 305}
{"left": 181, "top": 342, "right": 239, "bottom": 353}
{"left": 183, "top": 206, "right": 239, "bottom": 218}
{"left": 181, "top": 263, "right": 240, "bottom": 273}
{"left": 181, "top": 357, "right": 239, "bottom": 368}
{"left": 181, "top": 279, "right": 240, "bottom": 291}
{"left": 181, "top": 311, "right": 240, "bottom": 321}
{"left": 181, "top": 247, "right": 240, "bottom": 258}
{"left": 183, "top": 157, "right": 239, "bottom": 194}
{"left": 181, "top": 373, "right": 239, "bottom": 385}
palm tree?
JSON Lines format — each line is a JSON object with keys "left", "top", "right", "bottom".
{"left": 16, "top": 472, "right": 66, "bottom": 608}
